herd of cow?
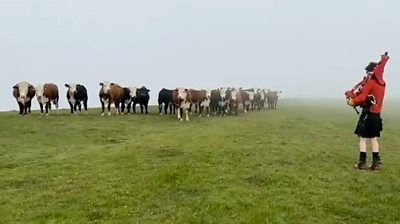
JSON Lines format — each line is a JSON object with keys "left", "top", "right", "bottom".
{"left": 12, "top": 81, "right": 282, "bottom": 121}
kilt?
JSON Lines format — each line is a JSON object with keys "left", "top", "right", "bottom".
{"left": 354, "top": 111, "right": 383, "bottom": 138}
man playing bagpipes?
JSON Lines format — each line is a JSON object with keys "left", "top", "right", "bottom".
{"left": 345, "top": 52, "right": 390, "bottom": 171}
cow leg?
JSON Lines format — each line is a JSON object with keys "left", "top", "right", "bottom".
{"left": 100, "top": 100, "right": 105, "bottom": 116}
{"left": 114, "top": 102, "right": 121, "bottom": 115}
{"left": 177, "top": 107, "right": 182, "bottom": 121}
{"left": 132, "top": 103, "right": 136, "bottom": 113}
{"left": 107, "top": 103, "right": 111, "bottom": 116}
{"left": 121, "top": 102, "right": 126, "bottom": 114}
{"left": 26, "top": 100, "right": 32, "bottom": 114}
{"left": 68, "top": 102, "right": 74, "bottom": 114}
{"left": 127, "top": 102, "right": 132, "bottom": 114}
{"left": 139, "top": 104, "right": 143, "bottom": 114}
{"left": 194, "top": 104, "right": 198, "bottom": 113}
{"left": 145, "top": 104, "right": 148, "bottom": 114}
{"left": 45, "top": 102, "right": 50, "bottom": 115}
{"left": 185, "top": 107, "right": 189, "bottom": 121}
{"left": 17, "top": 102, "right": 24, "bottom": 115}
{"left": 82, "top": 99, "right": 88, "bottom": 113}
{"left": 77, "top": 102, "right": 82, "bottom": 113}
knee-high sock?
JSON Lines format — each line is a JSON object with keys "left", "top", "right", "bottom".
{"left": 371, "top": 137, "right": 379, "bottom": 153}
{"left": 359, "top": 137, "right": 367, "bottom": 152}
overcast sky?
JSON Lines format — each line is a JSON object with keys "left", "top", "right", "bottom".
{"left": 1, "top": 0, "right": 399, "bottom": 111}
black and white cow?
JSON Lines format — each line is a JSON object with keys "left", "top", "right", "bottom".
{"left": 121, "top": 87, "right": 137, "bottom": 114}
{"left": 65, "top": 83, "right": 88, "bottom": 114}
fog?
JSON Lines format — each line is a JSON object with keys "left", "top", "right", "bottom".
{"left": 1, "top": 0, "right": 399, "bottom": 111}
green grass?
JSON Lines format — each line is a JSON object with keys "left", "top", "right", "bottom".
{"left": 1, "top": 99, "right": 400, "bottom": 224}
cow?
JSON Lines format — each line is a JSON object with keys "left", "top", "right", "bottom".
{"left": 133, "top": 86, "right": 150, "bottom": 114}
{"left": 239, "top": 90, "right": 250, "bottom": 113}
{"left": 158, "top": 88, "right": 174, "bottom": 115}
{"left": 199, "top": 89, "right": 212, "bottom": 117}
{"left": 99, "top": 81, "right": 124, "bottom": 116}
{"left": 266, "top": 90, "right": 282, "bottom": 109}
{"left": 36, "top": 83, "right": 59, "bottom": 115}
{"left": 187, "top": 89, "right": 207, "bottom": 115}
{"left": 228, "top": 88, "right": 243, "bottom": 115}
{"left": 210, "top": 89, "right": 221, "bottom": 115}
{"left": 12, "top": 81, "right": 36, "bottom": 116}
{"left": 218, "top": 87, "right": 231, "bottom": 116}
{"left": 120, "top": 87, "right": 137, "bottom": 114}
{"left": 65, "top": 83, "right": 88, "bottom": 114}
{"left": 172, "top": 88, "right": 190, "bottom": 121}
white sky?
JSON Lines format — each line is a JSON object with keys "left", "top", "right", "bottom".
{"left": 1, "top": 0, "right": 399, "bottom": 111}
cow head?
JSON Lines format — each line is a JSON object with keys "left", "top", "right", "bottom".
{"left": 175, "top": 88, "right": 188, "bottom": 102}
{"left": 13, "top": 81, "right": 34, "bottom": 104}
{"left": 219, "top": 87, "right": 229, "bottom": 101}
{"left": 35, "top": 84, "right": 46, "bottom": 103}
{"left": 128, "top": 87, "right": 138, "bottom": 99}
{"left": 65, "top": 83, "right": 78, "bottom": 95}
{"left": 99, "top": 81, "right": 113, "bottom": 95}
{"left": 205, "top": 89, "right": 212, "bottom": 100}
{"left": 138, "top": 86, "right": 150, "bottom": 97}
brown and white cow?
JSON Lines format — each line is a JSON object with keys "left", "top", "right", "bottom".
{"left": 228, "top": 88, "right": 243, "bottom": 115}
{"left": 36, "top": 83, "right": 59, "bottom": 115}
{"left": 187, "top": 89, "right": 212, "bottom": 117}
{"left": 12, "top": 81, "right": 36, "bottom": 115}
{"left": 99, "top": 81, "right": 124, "bottom": 116}
{"left": 172, "top": 88, "right": 191, "bottom": 121}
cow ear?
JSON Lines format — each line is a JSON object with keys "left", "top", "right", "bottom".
{"left": 110, "top": 83, "right": 114, "bottom": 86}
{"left": 65, "top": 84, "right": 70, "bottom": 88}
{"left": 99, "top": 82, "right": 104, "bottom": 86}
{"left": 174, "top": 88, "right": 178, "bottom": 91}
{"left": 184, "top": 88, "right": 188, "bottom": 92}
{"left": 147, "top": 89, "right": 150, "bottom": 92}
{"left": 13, "top": 85, "right": 18, "bottom": 89}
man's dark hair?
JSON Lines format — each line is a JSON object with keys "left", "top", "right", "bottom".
{"left": 365, "top": 62, "right": 378, "bottom": 72}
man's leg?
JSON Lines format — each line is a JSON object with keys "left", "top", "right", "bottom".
{"left": 371, "top": 137, "right": 381, "bottom": 170}
{"left": 356, "top": 137, "right": 368, "bottom": 169}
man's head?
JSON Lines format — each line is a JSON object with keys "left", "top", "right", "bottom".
{"left": 365, "top": 62, "right": 377, "bottom": 73}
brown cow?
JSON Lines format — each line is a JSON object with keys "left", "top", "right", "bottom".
{"left": 36, "top": 83, "right": 59, "bottom": 115}
{"left": 99, "top": 81, "right": 124, "bottom": 116}
{"left": 172, "top": 88, "right": 191, "bottom": 121}
{"left": 187, "top": 89, "right": 211, "bottom": 117}
{"left": 12, "top": 81, "right": 36, "bottom": 116}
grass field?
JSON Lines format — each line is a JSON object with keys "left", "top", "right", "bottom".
{"left": 1, "top": 99, "right": 400, "bottom": 224}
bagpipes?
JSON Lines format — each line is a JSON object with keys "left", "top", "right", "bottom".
{"left": 344, "top": 52, "right": 388, "bottom": 114}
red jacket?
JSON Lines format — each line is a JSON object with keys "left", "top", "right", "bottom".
{"left": 352, "top": 55, "right": 389, "bottom": 113}
{"left": 352, "top": 78, "right": 385, "bottom": 113}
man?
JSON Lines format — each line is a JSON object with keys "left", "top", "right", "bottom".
{"left": 347, "top": 52, "right": 390, "bottom": 171}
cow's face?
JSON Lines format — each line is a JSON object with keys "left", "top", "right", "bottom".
{"left": 205, "top": 89, "right": 212, "bottom": 99}
{"left": 13, "top": 81, "right": 32, "bottom": 103}
{"left": 35, "top": 84, "right": 45, "bottom": 102}
{"left": 138, "top": 87, "right": 150, "bottom": 97}
{"left": 230, "top": 89, "right": 237, "bottom": 101}
{"left": 176, "top": 88, "right": 188, "bottom": 101}
{"left": 219, "top": 87, "right": 228, "bottom": 100}
{"left": 99, "top": 81, "right": 113, "bottom": 95}
{"left": 248, "top": 91, "right": 255, "bottom": 100}
{"left": 128, "top": 87, "right": 138, "bottom": 98}
{"left": 65, "top": 83, "right": 78, "bottom": 95}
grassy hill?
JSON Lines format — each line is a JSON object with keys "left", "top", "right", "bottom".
{"left": 1, "top": 99, "right": 400, "bottom": 224}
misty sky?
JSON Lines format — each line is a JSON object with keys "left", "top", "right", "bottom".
{"left": 1, "top": 0, "right": 399, "bottom": 111}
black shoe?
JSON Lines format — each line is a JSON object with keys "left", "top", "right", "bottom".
{"left": 370, "top": 163, "right": 380, "bottom": 171}
{"left": 354, "top": 162, "right": 368, "bottom": 170}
